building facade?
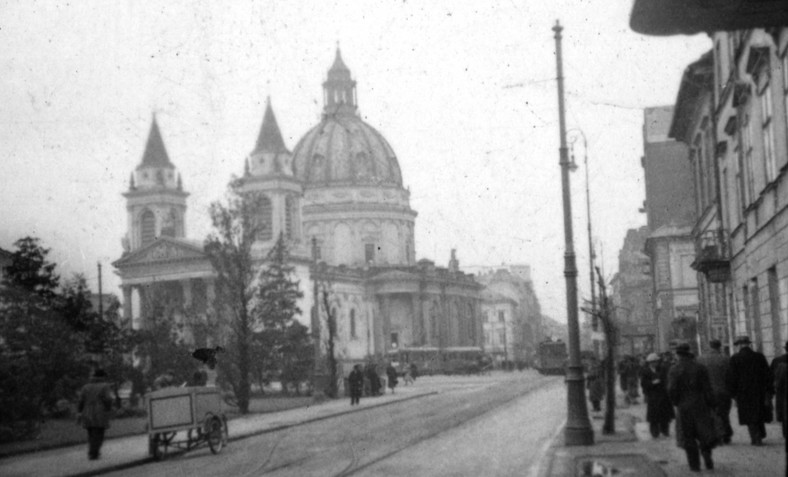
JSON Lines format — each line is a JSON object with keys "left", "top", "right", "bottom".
{"left": 611, "top": 226, "right": 655, "bottom": 356}
{"left": 113, "top": 49, "right": 484, "bottom": 376}
{"left": 641, "top": 106, "right": 700, "bottom": 352}
{"left": 665, "top": 27, "right": 788, "bottom": 362}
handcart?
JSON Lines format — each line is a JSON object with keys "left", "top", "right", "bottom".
{"left": 145, "top": 386, "right": 228, "bottom": 459}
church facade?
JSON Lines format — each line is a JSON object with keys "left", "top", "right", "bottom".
{"left": 113, "top": 50, "right": 483, "bottom": 374}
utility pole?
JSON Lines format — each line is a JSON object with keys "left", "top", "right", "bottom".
{"left": 553, "top": 20, "right": 594, "bottom": 446}
{"left": 97, "top": 262, "right": 103, "bottom": 318}
{"left": 311, "top": 237, "right": 321, "bottom": 377}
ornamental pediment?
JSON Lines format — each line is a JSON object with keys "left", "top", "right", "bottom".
{"left": 114, "top": 238, "right": 206, "bottom": 268}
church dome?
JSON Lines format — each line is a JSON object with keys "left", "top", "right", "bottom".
{"left": 291, "top": 49, "right": 403, "bottom": 187}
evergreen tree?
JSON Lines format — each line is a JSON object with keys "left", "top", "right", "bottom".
{"left": 253, "top": 233, "right": 307, "bottom": 392}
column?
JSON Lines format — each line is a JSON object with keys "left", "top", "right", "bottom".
{"left": 122, "top": 285, "right": 133, "bottom": 325}
{"left": 410, "top": 294, "right": 420, "bottom": 347}
{"left": 181, "top": 279, "right": 193, "bottom": 310}
{"left": 206, "top": 278, "right": 216, "bottom": 309}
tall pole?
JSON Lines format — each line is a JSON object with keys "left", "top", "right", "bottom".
{"left": 582, "top": 134, "right": 600, "bottom": 357}
{"left": 97, "top": 262, "right": 103, "bottom": 318}
{"left": 311, "top": 237, "right": 321, "bottom": 377}
{"left": 553, "top": 20, "right": 594, "bottom": 446}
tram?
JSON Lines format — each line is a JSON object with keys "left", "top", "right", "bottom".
{"left": 387, "top": 346, "right": 488, "bottom": 375}
{"left": 536, "top": 340, "right": 568, "bottom": 375}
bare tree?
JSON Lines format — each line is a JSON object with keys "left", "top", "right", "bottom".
{"left": 319, "top": 282, "right": 340, "bottom": 399}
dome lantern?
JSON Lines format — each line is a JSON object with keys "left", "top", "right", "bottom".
{"left": 323, "top": 47, "right": 357, "bottom": 116}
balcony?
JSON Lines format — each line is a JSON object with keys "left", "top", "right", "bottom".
{"left": 692, "top": 230, "right": 730, "bottom": 283}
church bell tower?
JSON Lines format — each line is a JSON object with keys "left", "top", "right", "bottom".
{"left": 122, "top": 116, "right": 188, "bottom": 253}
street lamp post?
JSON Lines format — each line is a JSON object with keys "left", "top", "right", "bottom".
{"left": 570, "top": 129, "right": 599, "bottom": 353}
{"left": 553, "top": 20, "right": 594, "bottom": 446}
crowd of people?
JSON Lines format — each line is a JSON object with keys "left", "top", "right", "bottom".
{"left": 348, "top": 361, "right": 418, "bottom": 406}
{"left": 601, "top": 336, "right": 787, "bottom": 473}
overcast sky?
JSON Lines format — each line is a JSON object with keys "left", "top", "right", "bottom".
{"left": 0, "top": 1, "right": 711, "bottom": 321}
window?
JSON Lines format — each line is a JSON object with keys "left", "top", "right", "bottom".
{"left": 365, "top": 243, "right": 375, "bottom": 263}
{"left": 498, "top": 311, "right": 505, "bottom": 323}
{"left": 783, "top": 53, "right": 788, "bottom": 154}
{"left": 254, "top": 195, "right": 273, "bottom": 241}
{"left": 285, "top": 196, "right": 295, "bottom": 239}
{"left": 140, "top": 209, "right": 155, "bottom": 246}
{"left": 760, "top": 81, "right": 777, "bottom": 182}
{"left": 743, "top": 115, "right": 755, "bottom": 204}
{"left": 350, "top": 309, "right": 357, "bottom": 339}
{"left": 390, "top": 332, "right": 399, "bottom": 349}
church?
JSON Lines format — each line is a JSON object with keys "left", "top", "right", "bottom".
{"left": 113, "top": 49, "right": 484, "bottom": 374}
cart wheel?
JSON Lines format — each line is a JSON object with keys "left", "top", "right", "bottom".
{"left": 206, "top": 417, "right": 224, "bottom": 454}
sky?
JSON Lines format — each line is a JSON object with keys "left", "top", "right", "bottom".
{"left": 0, "top": 1, "right": 711, "bottom": 321}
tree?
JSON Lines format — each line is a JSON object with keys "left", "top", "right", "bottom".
{"left": 253, "top": 234, "right": 308, "bottom": 393}
{"left": 0, "top": 238, "right": 84, "bottom": 438}
{"left": 204, "top": 179, "right": 265, "bottom": 414}
{"left": 320, "top": 283, "right": 340, "bottom": 398}
{"left": 586, "top": 267, "right": 618, "bottom": 435}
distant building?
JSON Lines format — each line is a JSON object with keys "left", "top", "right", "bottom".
{"left": 641, "top": 106, "right": 699, "bottom": 352}
{"left": 611, "top": 226, "right": 655, "bottom": 356}
{"left": 474, "top": 265, "right": 544, "bottom": 364}
{"left": 480, "top": 289, "right": 518, "bottom": 366}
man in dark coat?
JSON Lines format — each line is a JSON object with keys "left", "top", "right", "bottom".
{"left": 771, "top": 341, "right": 788, "bottom": 438}
{"left": 668, "top": 343, "right": 717, "bottom": 472}
{"left": 641, "top": 353, "right": 674, "bottom": 438}
{"left": 585, "top": 356, "right": 605, "bottom": 412}
{"left": 386, "top": 362, "right": 399, "bottom": 394}
{"left": 726, "top": 335, "right": 773, "bottom": 445}
{"left": 348, "top": 364, "right": 364, "bottom": 406}
{"left": 697, "top": 338, "right": 733, "bottom": 444}
{"left": 78, "top": 369, "right": 114, "bottom": 460}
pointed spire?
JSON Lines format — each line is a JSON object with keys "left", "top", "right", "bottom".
{"left": 329, "top": 46, "right": 350, "bottom": 76}
{"left": 177, "top": 173, "right": 182, "bottom": 190}
{"left": 137, "top": 115, "right": 174, "bottom": 169}
{"left": 129, "top": 173, "right": 136, "bottom": 190}
{"left": 252, "top": 97, "right": 288, "bottom": 155}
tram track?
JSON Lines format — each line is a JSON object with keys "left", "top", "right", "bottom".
{"left": 246, "top": 376, "right": 559, "bottom": 477}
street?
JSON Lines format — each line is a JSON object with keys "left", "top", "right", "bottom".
{"left": 104, "top": 373, "right": 564, "bottom": 477}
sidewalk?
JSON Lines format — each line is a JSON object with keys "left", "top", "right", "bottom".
{"left": 540, "top": 394, "right": 786, "bottom": 476}
{"left": 0, "top": 383, "right": 437, "bottom": 477}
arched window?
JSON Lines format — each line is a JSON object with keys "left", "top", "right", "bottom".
{"left": 160, "top": 208, "right": 179, "bottom": 238}
{"left": 285, "top": 196, "right": 296, "bottom": 239}
{"left": 140, "top": 209, "right": 156, "bottom": 246}
{"left": 253, "top": 194, "right": 273, "bottom": 241}
{"left": 350, "top": 309, "right": 356, "bottom": 339}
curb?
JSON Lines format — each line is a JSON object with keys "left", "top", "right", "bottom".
{"left": 67, "top": 390, "right": 438, "bottom": 477}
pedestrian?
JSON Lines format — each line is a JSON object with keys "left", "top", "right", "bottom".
{"left": 726, "top": 335, "right": 773, "bottom": 446}
{"left": 667, "top": 343, "right": 717, "bottom": 472}
{"left": 77, "top": 368, "right": 114, "bottom": 460}
{"left": 641, "top": 353, "right": 674, "bottom": 438}
{"left": 403, "top": 366, "right": 414, "bottom": 385}
{"left": 348, "top": 364, "right": 364, "bottom": 405}
{"left": 585, "top": 356, "right": 605, "bottom": 412}
{"left": 697, "top": 338, "right": 733, "bottom": 444}
{"left": 386, "top": 362, "right": 399, "bottom": 394}
{"left": 410, "top": 363, "right": 419, "bottom": 381}
{"left": 771, "top": 341, "right": 788, "bottom": 439}
{"left": 366, "top": 363, "right": 381, "bottom": 396}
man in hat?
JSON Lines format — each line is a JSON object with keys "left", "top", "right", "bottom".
{"left": 771, "top": 341, "right": 788, "bottom": 439}
{"left": 726, "top": 335, "right": 773, "bottom": 445}
{"left": 77, "top": 369, "right": 114, "bottom": 460}
{"left": 698, "top": 338, "right": 733, "bottom": 444}
{"left": 641, "top": 352, "right": 674, "bottom": 438}
{"left": 668, "top": 342, "right": 717, "bottom": 472}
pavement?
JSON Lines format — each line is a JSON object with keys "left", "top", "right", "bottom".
{"left": 536, "top": 392, "right": 787, "bottom": 477}
{"left": 0, "top": 381, "right": 439, "bottom": 477}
